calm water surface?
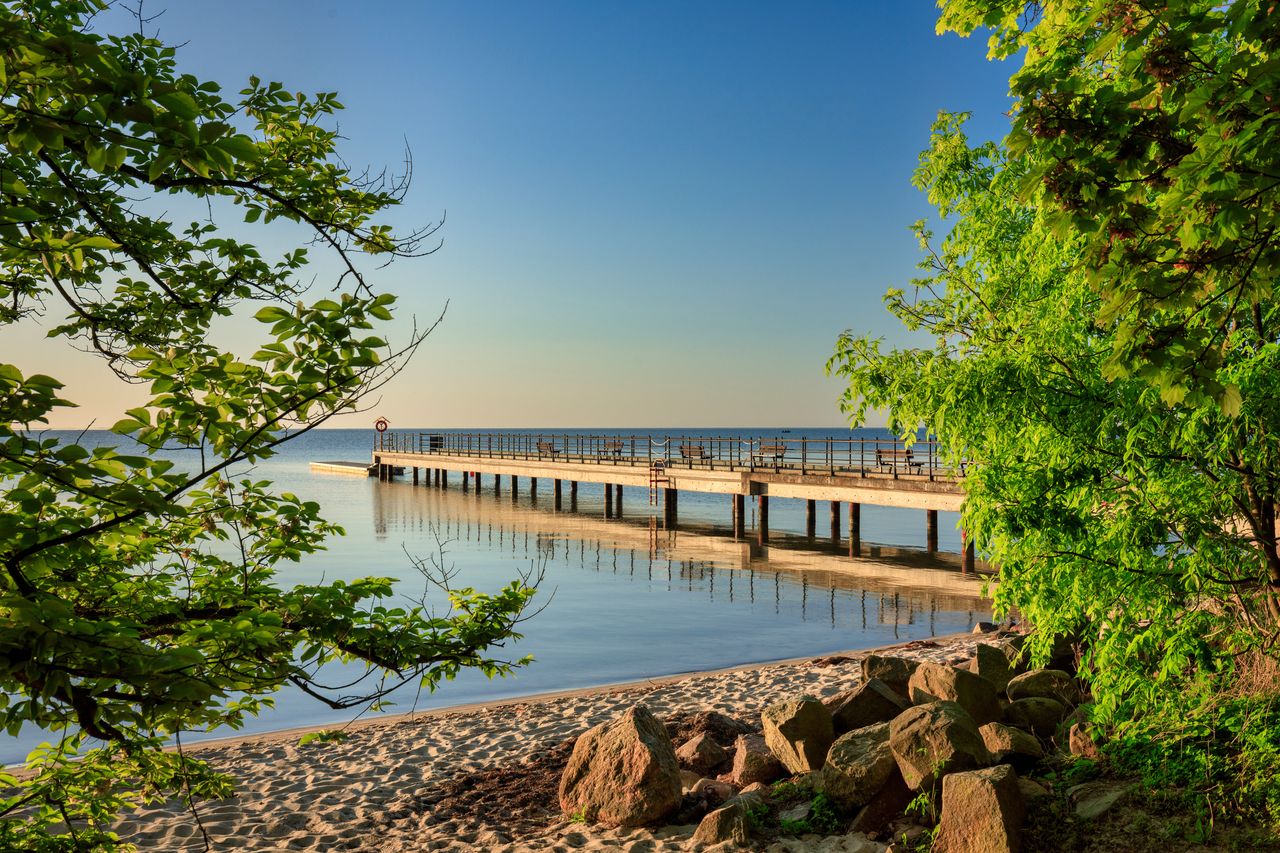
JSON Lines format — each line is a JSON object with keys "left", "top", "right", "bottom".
{"left": 3, "top": 428, "right": 990, "bottom": 764}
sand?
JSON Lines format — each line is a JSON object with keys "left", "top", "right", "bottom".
{"left": 112, "top": 633, "right": 984, "bottom": 852}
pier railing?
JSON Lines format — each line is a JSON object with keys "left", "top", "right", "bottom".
{"left": 374, "top": 432, "right": 963, "bottom": 480}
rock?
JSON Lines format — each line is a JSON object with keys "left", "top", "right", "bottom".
{"left": 979, "top": 722, "right": 1044, "bottom": 771}
{"left": 973, "top": 621, "right": 998, "bottom": 633}
{"left": 820, "top": 722, "right": 897, "bottom": 809}
{"left": 778, "top": 802, "right": 811, "bottom": 824}
{"left": 849, "top": 767, "right": 913, "bottom": 834}
{"left": 1069, "top": 781, "right": 1131, "bottom": 820}
{"left": 667, "top": 710, "right": 754, "bottom": 747}
{"left": 691, "top": 777, "right": 738, "bottom": 805}
{"left": 681, "top": 769, "right": 703, "bottom": 792}
{"left": 1017, "top": 777, "right": 1051, "bottom": 800}
{"left": 908, "top": 663, "right": 1003, "bottom": 726}
{"left": 935, "top": 764, "right": 1025, "bottom": 853}
{"left": 889, "top": 701, "right": 991, "bottom": 791}
{"left": 557, "top": 705, "right": 682, "bottom": 827}
{"left": 973, "top": 642, "right": 1019, "bottom": 693}
{"left": 690, "top": 800, "right": 751, "bottom": 847}
{"left": 862, "top": 655, "right": 922, "bottom": 695}
{"left": 677, "top": 732, "right": 730, "bottom": 775}
{"left": 731, "top": 733, "right": 785, "bottom": 786}
{"left": 739, "top": 782, "right": 769, "bottom": 800}
{"left": 761, "top": 695, "right": 835, "bottom": 774}
{"left": 1006, "top": 669, "right": 1079, "bottom": 706}
{"left": 1068, "top": 722, "right": 1102, "bottom": 760}
{"left": 824, "top": 678, "right": 910, "bottom": 734}
{"left": 1003, "top": 697, "right": 1067, "bottom": 739}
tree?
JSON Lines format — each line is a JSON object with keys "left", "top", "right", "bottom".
{"left": 830, "top": 0, "right": 1280, "bottom": 723}
{"left": 0, "top": 1, "right": 536, "bottom": 848}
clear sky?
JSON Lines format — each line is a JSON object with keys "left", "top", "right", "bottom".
{"left": 11, "top": 1, "right": 1015, "bottom": 429}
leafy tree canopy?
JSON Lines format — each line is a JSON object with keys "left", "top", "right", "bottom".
{"left": 0, "top": 1, "right": 534, "bottom": 847}
{"left": 831, "top": 0, "right": 1280, "bottom": 722}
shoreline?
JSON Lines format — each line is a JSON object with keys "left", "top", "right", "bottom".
{"left": 178, "top": 629, "right": 979, "bottom": 757}
{"left": 111, "top": 629, "right": 988, "bottom": 851}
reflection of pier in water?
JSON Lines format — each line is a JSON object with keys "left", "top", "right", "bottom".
{"left": 369, "top": 478, "right": 990, "bottom": 636}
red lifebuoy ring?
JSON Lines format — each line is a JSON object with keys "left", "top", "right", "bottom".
{"left": 374, "top": 417, "right": 389, "bottom": 433}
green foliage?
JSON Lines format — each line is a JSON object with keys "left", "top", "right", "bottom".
{"left": 829, "top": 109, "right": 1280, "bottom": 720}
{"left": 1107, "top": 685, "right": 1280, "bottom": 833}
{"left": 0, "top": 1, "right": 535, "bottom": 848}
{"left": 297, "top": 729, "right": 349, "bottom": 747}
{"left": 831, "top": 0, "right": 1280, "bottom": 830}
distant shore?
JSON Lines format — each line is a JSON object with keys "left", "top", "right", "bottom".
{"left": 112, "top": 630, "right": 983, "bottom": 852}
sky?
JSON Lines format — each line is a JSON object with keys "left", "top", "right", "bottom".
{"left": 10, "top": 1, "right": 1016, "bottom": 429}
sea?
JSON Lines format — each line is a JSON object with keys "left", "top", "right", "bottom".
{"left": 2, "top": 428, "right": 990, "bottom": 765}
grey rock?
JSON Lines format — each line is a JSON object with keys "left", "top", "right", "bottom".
{"left": 824, "top": 678, "right": 910, "bottom": 735}
{"left": 889, "top": 701, "right": 991, "bottom": 791}
{"left": 558, "top": 705, "right": 682, "bottom": 827}
{"left": 935, "top": 764, "right": 1025, "bottom": 853}
{"left": 909, "top": 662, "right": 1003, "bottom": 726}
{"left": 1006, "top": 669, "right": 1079, "bottom": 706}
{"left": 861, "top": 655, "right": 922, "bottom": 696}
{"left": 1003, "top": 696, "right": 1068, "bottom": 739}
{"left": 762, "top": 695, "right": 835, "bottom": 774}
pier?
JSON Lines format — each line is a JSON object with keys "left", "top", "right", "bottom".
{"left": 370, "top": 431, "right": 975, "bottom": 572}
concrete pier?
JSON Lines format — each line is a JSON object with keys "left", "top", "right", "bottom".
{"left": 370, "top": 430, "right": 971, "bottom": 565}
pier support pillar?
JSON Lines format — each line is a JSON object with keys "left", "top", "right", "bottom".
{"left": 530, "top": 477, "right": 538, "bottom": 502}
{"left": 412, "top": 466, "right": 419, "bottom": 485}
{"left": 849, "top": 502, "right": 861, "bottom": 557}
{"left": 605, "top": 483, "right": 614, "bottom": 518}
{"left": 615, "top": 485, "right": 622, "bottom": 517}
{"left": 553, "top": 479, "right": 562, "bottom": 510}
{"left": 570, "top": 481, "right": 578, "bottom": 511}
{"left": 732, "top": 494, "right": 745, "bottom": 538}
{"left": 805, "top": 500, "right": 816, "bottom": 538}
{"left": 510, "top": 475, "right": 518, "bottom": 502}
{"left": 663, "top": 488, "right": 677, "bottom": 527}
{"left": 830, "top": 501, "right": 841, "bottom": 543}
{"left": 926, "top": 509, "right": 938, "bottom": 553}
{"left": 494, "top": 473, "right": 501, "bottom": 497}
{"left": 462, "top": 471, "right": 469, "bottom": 492}
{"left": 757, "top": 495, "right": 769, "bottom": 544}
{"left": 962, "top": 531, "right": 975, "bottom": 574}
{"left": 440, "top": 469, "right": 447, "bottom": 490}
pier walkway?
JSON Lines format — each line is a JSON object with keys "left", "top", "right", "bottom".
{"left": 370, "top": 431, "right": 974, "bottom": 571}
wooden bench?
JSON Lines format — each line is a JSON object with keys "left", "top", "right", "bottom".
{"left": 602, "top": 440, "right": 624, "bottom": 457}
{"left": 753, "top": 444, "right": 788, "bottom": 467}
{"left": 875, "top": 448, "right": 922, "bottom": 473}
{"left": 679, "top": 444, "right": 710, "bottom": 463}
{"left": 536, "top": 441, "right": 559, "bottom": 457}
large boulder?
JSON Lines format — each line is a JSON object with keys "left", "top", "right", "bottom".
{"left": 908, "top": 662, "right": 1003, "bottom": 726}
{"left": 1003, "top": 697, "right": 1068, "bottom": 739}
{"left": 935, "top": 764, "right": 1025, "bottom": 853}
{"left": 824, "top": 678, "right": 910, "bottom": 734}
{"left": 730, "top": 733, "right": 784, "bottom": 786}
{"left": 972, "top": 642, "right": 1020, "bottom": 693}
{"left": 889, "top": 701, "right": 991, "bottom": 791}
{"left": 979, "top": 722, "right": 1044, "bottom": 771}
{"left": 862, "top": 654, "right": 922, "bottom": 695}
{"left": 676, "top": 732, "right": 729, "bottom": 776}
{"left": 558, "top": 705, "right": 682, "bottom": 827}
{"left": 1006, "top": 669, "right": 1079, "bottom": 706}
{"left": 849, "top": 767, "right": 913, "bottom": 835}
{"left": 689, "top": 800, "right": 751, "bottom": 847}
{"left": 820, "top": 722, "right": 897, "bottom": 810}
{"left": 761, "top": 695, "right": 835, "bottom": 774}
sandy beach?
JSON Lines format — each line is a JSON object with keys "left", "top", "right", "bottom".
{"left": 113, "top": 632, "right": 984, "bottom": 852}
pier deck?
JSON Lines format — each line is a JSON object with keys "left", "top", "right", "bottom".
{"left": 369, "top": 431, "right": 974, "bottom": 570}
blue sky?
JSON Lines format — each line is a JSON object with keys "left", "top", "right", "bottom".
{"left": 18, "top": 2, "right": 1015, "bottom": 428}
